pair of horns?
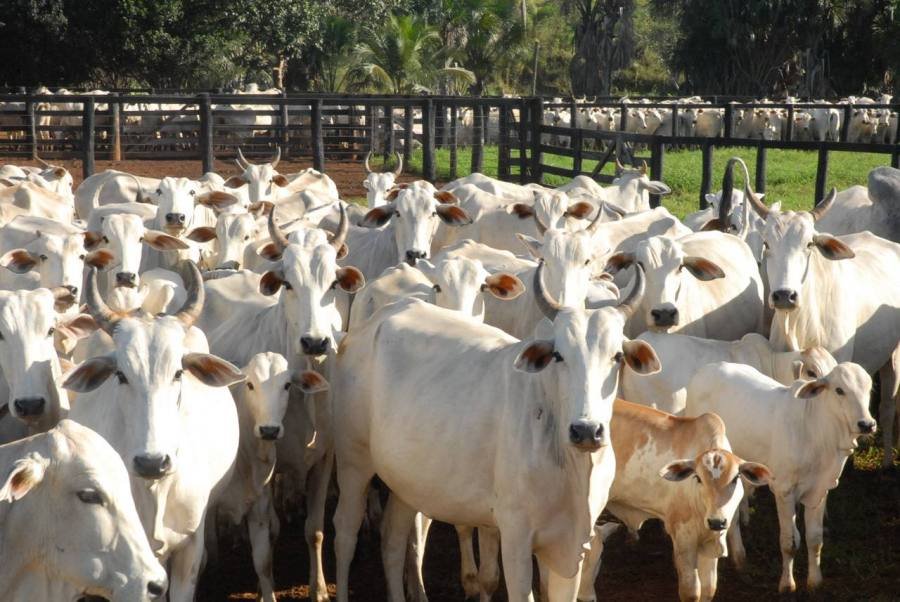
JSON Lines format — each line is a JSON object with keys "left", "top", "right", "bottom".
{"left": 364, "top": 151, "right": 403, "bottom": 176}
{"left": 267, "top": 202, "right": 348, "bottom": 256}
{"left": 236, "top": 146, "right": 281, "bottom": 170}
{"left": 532, "top": 260, "right": 644, "bottom": 321}
{"left": 533, "top": 199, "right": 605, "bottom": 236}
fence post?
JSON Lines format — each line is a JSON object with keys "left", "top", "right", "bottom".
{"left": 699, "top": 142, "right": 713, "bottom": 209}
{"left": 311, "top": 99, "right": 324, "bottom": 172}
{"left": 814, "top": 145, "right": 829, "bottom": 205}
{"left": 723, "top": 103, "right": 733, "bottom": 139}
{"left": 755, "top": 145, "right": 767, "bottom": 194}
{"left": 840, "top": 105, "right": 852, "bottom": 142}
{"left": 518, "top": 98, "right": 529, "bottom": 184}
{"left": 471, "top": 102, "right": 484, "bottom": 174}
{"left": 785, "top": 105, "right": 794, "bottom": 141}
{"left": 498, "top": 104, "right": 510, "bottom": 181}
{"left": 529, "top": 97, "right": 543, "bottom": 184}
{"left": 572, "top": 128, "right": 583, "bottom": 177}
{"left": 82, "top": 97, "right": 96, "bottom": 180}
{"left": 671, "top": 106, "right": 679, "bottom": 137}
{"left": 110, "top": 96, "right": 121, "bottom": 161}
{"left": 383, "top": 104, "right": 394, "bottom": 161}
{"left": 367, "top": 103, "right": 376, "bottom": 152}
{"left": 199, "top": 93, "right": 214, "bottom": 175}
{"left": 619, "top": 103, "right": 628, "bottom": 135}
{"left": 649, "top": 139, "right": 665, "bottom": 208}
{"left": 25, "top": 98, "right": 37, "bottom": 160}
{"left": 422, "top": 97, "right": 436, "bottom": 182}
{"left": 449, "top": 104, "right": 458, "bottom": 180}
{"left": 280, "top": 91, "right": 290, "bottom": 160}
{"left": 435, "top": 100, "right": 445, "bottom": 149}
{"left": 403, "top": 105, "right": 413, "bottom": 167}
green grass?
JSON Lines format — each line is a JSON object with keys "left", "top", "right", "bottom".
{"left": 401, "top": 145, "right": 891, "bottom": 220}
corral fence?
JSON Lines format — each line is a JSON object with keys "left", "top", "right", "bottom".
{"left": 0, "top": 93, "right": 897, "bottom": 209}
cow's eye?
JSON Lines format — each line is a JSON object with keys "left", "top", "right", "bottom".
{"left": 282, "top": 282, "right": 293, "bottom": 291}
{"left": 47, "top": 327, "right": 55, "bottom": 337}
{"left": 394, "top": 211, "right": 401, "bottom": 218}
{"left": 283, "top": 382, "right": 291, "bottom": 391}
{"left": 247, "top": 382, "right": 255, "bottom": 391}
{"left": 77, "top": 489, "right": 104, "bottom": 505}
{"left": 39, "top": 254, "right": 48, "bottom": 261}
{"left": 694, "top": 475, "right": 701, "bottom": 484}
{"left": 244, "top": 235, "right": 250, "bottom": 241}
{"left": 189, "top": 190, "right": 196, "bottom": 196}
{"left": 102, "top": 236, "right": 109, "bottom": 243}
{"left": 835, "top": 387, "right": 845, "bottom": 396}
{"left": 115, "top": 370, "right": 128, "bottom": 384}
{"left": 173, "top": 369, "right": 184, "bottom": 381}
{"left": 79, "top": 254, "right": 85, "bottom": 260}
{"left": 613, "top": 351, "right": 624, "bottom": 362}
{"left": 156, "top": 189, "right": 162, "bottom": 195}
{"left": 806, "top": 369, "right": 816, "bottom": 378}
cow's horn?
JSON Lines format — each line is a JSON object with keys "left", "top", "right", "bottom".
{"left": 174, "top": 261, "right": 204, "bottom": 328}
{"left": 236, "top": 147, "right": 251, "bottom": 169}
{"left": 364, "top": 151, "right": 373, "bottom": 174}
{"left": 810, "top": 187, "right": 837, "bottom": 222}
{"left": 270, "top": 146, "right": 281, "bottom": 169}
{"left": 393, "top": 151, "right": 403, "bottom": 176}
{"left": 617, "top": 263, "right": 645, "bottom": 319}
{"left": 84, "top": 267, "right": 118, "bottom": 334}
{"left": 268, "top": 205, "right": 290, "bottom": 253}
{"left": 533, "top": 261, "right": 560, "bottom": 321}
{"left": 586, "top": 202, "right": 605, "bottom": 234}
{"left": 35, "top": 155, "right": 52, "bottom": 169}
{"left": 331, "top": 204, "right": 348, "bottom": 253}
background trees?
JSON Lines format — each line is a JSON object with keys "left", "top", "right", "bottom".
{"left": 1, "top": 0, "right": 897, "bottom": 97}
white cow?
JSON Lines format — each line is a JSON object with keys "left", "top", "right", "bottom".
{"left": 0, "top": 419, "right": 168, "bottom": 600}
{"left": 331, "top": 263, "right": 660, "bottom": 602}
{"left": 687, "top": 361, "right": 875, "bottom": 593}
{"left": 64, "top": 264, "right": 243, "bottom": 602}
{"left": 815, "top": 166, "right": 900, "bottom": 244}
{"left": 0, "top": 180, "right": 76, "bottom": 226}
{"left": 362, "top": 151, "right": 403, "bottom": 208}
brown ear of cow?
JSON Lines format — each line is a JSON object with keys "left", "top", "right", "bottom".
{"left": 182, "top": 353, "right": 246, "bottom": 387}
{"left": 509, "top": 203, "right": 534, "bottom": 219}
{"left": 482, "top": 273, "right": 525, "bottom": 300}
{"left": 257, "top": 242, "right": 282, "bottom": 261}
{"left": 197, "top": 190, "right": 240, "bottom": 210}
{"left": 84, "top": 249, "right": 116, "bottom": 270}
{"left": 224, "top": 175, "right": 247, "bottom": 189}
{"left": 699, "top": 218, "right": 723, "bottom": 232}
{"left": 292, "top": 370, "right": 330, "bottom": 394}
{"left": 622, "top": 340, "right": 661, "bottom": 375}
{"left": 565, "top": 201, "right": 595, "bottom": 220}
{"left": 514, "top": 340, "right": 559, "bottom": 373}
{"left": 436, "top": 204, "right": 472, "bottom": 226}
{"left": 0, "top": 249, "right": 38, "bottom": 273}
{"left": 0, "top": 457, "right": 46, "bottom": 503}
{"left": 63, "top": 356, "right": 117, "bottom": 393}
{"left": 360, "top": 206, "right": 394, "bottom": 228}
{"left": 812, "top": 234, "right": 855, "bottom": 261}
{"left": 795, "top": 379, "right": 828, "bottom": 399}
{"left": 335, "top": 267, "right": 365, "bottom": 293}
{"left": 55, "top": 314, "right": 100, "bottom": 355}
{"left": 272, "top": 174, "right": 290, "bottom": 187}
{"left": 603, "top": 252, "right": 634, "bottom": 275}
{"left": 738, "top": 461, "right": 772, "bottom": 486}
{"left": 433, "top": 190, "right": 457, "bottom": 204}
{"left": 145, "top": 230, "right": 192, "bottom": 250}
{"left": 83, "top": 231, "right": 104, "bottom": 250}
{"left": 185, "top": 227, "right": 217, "bottom": 244}
{"left": 659, "top": 459, "right": 696, "bottom": 481}
{"left": 259, "top": 270, "right": 285, "bottom": 296}
{"left": 682, "top": 256, "right": 725, "bottom": 281}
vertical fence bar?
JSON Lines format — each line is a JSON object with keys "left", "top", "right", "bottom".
{"left": 367, "top": 103, "right": 376, "bottom": 152}
{"left": 518, "top": 99, "right": 528, "bottom": 184}
{"left": 110, "top": 97, "right": 121, "bottom": 161}
{"left": 699, "top": 142, "right": 713, "bottom": 209}
{"left": 471, "top": 102, "right": 484, "bottom": 175}
{"left": 82, "top": 97, "right": 95, "bottom": 179}
{"left": 422, "top": 98, "right": 435, "bottom": 182}
{"left": 449, "top": 103, "right": 458, "bottom": 180}
{"left": 671, "top": 106, "right": 679, "bottom": 137}
{"left": 435, "top": 100, "right": 445, "bottom": 149}
{"left": 383, "top": 104, "right": 393, "bottom": 161}
{"left": 529, "top": 97, "right": 543, "bottom": 184}
{"left": 723, "top": 103, "right": 733, "bottom": 139}
{"left": 619, "top": 103, "right": 628, "bottom": 136}
{"left": 841, "top": 105, "right": 852, "bottom": 142}
{"left": 403, "top": 105, "right": 413, "bottom": 167}
{"left": 649, "top": 140, "right": 665, "bottom": 208}
{"left": 755, "top": 144, "right": 767, "bottom": 193}
{"left": 572, "top": 128, "right": 583, "bottom": 177}
{"left": 199, "top": 93, "right": 214, "bottom": 175}
{"left": 311, "top": 99, "right": 324, "bottom": 172}
{"left": 280, "top": 92, "right": 290, "bottom": 160}
{"left": 785, "top": 105, "right": 794, "bottom": 141}
{"left": 25, "top": 98, "right": 37, "bottom": 159}
{"left": 814, "top": 145, "right": 829, "bottom": 205}
{"left": 498, "top": 104, "right": 510, "bottom": 181}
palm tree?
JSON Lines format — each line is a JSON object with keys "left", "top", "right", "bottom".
{"left": 355, "top": 14, "right": 474, "bottom": 94}
{"left": 313, "top": 15, "right": 361, "bottom": 92}
{"left": 449, "top": 0, "right": 526, "bottom": 95}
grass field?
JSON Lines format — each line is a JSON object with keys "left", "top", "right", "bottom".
{"left": 402, "top": 145, "right": 892, "bottom": 219}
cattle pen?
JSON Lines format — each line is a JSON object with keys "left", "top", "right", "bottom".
{"left": 1, "top": 92, "right": 898, "bottom": 210}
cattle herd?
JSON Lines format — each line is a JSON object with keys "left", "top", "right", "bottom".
{"left": 0, "top": 144, "right": 897, "bottom": 602}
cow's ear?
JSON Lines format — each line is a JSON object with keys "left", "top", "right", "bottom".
{"left": 622, "top": 340, "right": 661, "bottom": 375}
{"left": 183, "top": 353, "right": 245, "bottom": 387}
{"left": 565, "top": 201, "right": 595, "bottom": 220}
{"left": 0, "top": 249, "right": 39, "bottom": 274}
{"left": 659, "top": 459, "right": 696, "bottom": 481}
{"left": 682, "top": 256, "right": 725, "bottom": 281}
{"left": 812, "top": 234, "right": 855, "bottom": 261}
{"left": 482, "top": 273, "right": 525, "bottom": 300}
{"left": 509, "top": 203, "right": 534, "bottom": 219}
{"left": 224, "top": 175, "right": 247, "bottom": 189}
{"left": 272, "top": 174, "right": 290, "bottom": 187}
{"left": 738, "top": 461, "right": 772, "bottom": 486}
{"left": 359, "top": 205, "right": 394, "bottom": 228}
{"left": 292, "top": 370, "right": 330, "bottom": 394}
{"left": 0, "top": 456, "right": 47, "bottom": 503}
{"left": 435, "top": 204, "right": 472, "bottom": 226}
{"left": 257, "top": 242, "right": 282, "bottom": 262}
{"left": 433, "top": 190, "right": 457, "bottom": 204}
{"left": 515, "top": 233, "right": 543, "bottom": 258}
{"left": 514, "top": 340, "right": 559, "bottom": 373}
{"left": 795, "top": 378, "right": 828, "bottom": 399}
{"left": 145, "top": 230, "right": 191, "bottom": 250}
{"left": 197, "top": 190, "right": 240, "bottom": 210}
{"left": 699, "top": 218, "right": 723, "bottom": 232}
{"left": 185, "top": 227, "right": 217, "bottom": 244}
{"left": 603, "top": 252, "right": 634, "bottom": 275}
{"left": 63, "top": 355, "right": 117, "bottom": 393}
{"left": 642, "top": 181, "right": 671, "bottom": 196}
{"left": 335, "top": 267, "right": 365, "bottom": 293}
{"left": 55, "top": 314, "right": 99, "bottom": 355}
{"left": 83, "top": 231, "right": 104, "bottom": 250}
{"left": 84, "top": 249, "right": 115, "bottom": 270}
{"left": 259, "top": 270, "right": 285, "bottom": 296}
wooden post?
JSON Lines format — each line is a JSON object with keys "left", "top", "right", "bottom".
{"left": 755, "top": 145, "right": 767, "bottom": 194}
{"left": 311, "top": 99, "right": 324, "bottom": 172}
{"left": 25, "top": 99, "right": 37, "bottom": 160}
{"left": 449, "top": 104, "right": 458, "bottom": 180}
{"left": 671, "top": 105, "right": 679, "bottom": 137}
{"left": 280, "top": 91, "right": 290, "bottom": 160}
{"left": 471, "top": 102, "right": 484, "bottom": 174}
{"left": 384, "top": 104, "right": 395, "bottom": 161}
{"left": 498, "top": 105, "right": 510, "bottom": 180}
{"left": 422, "top": 98, "right": 436, "bottom": 182}
{"left": 82, "top": 97, "right": 95, "bottom": 179}
{"left": 723, "top": 103, "right": 733, "bottom": 139}
{"left": 814, "top": 145, "right": 829, "bottom": 205}
{"left": 785, "top": 105, "right": 794, "bottom": 141}
{"left": 199, "top": 93, "right": 214, "bottom": 175}
{"left": 841, "top": 105, "right": 852, "bottom": 142}
{"left": 403, "top": 105, "right": 413, "bottom": 166}
{"left": 572, "top": 128, "right": 583, "bottom": 177}
{"left": 435, "top": 101, "right": 445, "bottom": 149}
{"left": 649, "top": 140, "right": 665, "bottom": 208}
{"left": 699, "top": 142, "right": 713, "bottom": 209}
{"left": 110, "top": 96, "right": 121, "bottom": 161}
{"left": 529, "top": 97, "right": 543, "bottom": 184}
{"left": 619, "top": 103, "right": 628, "bottom": 134}
{"left": 518, "top": 98, "right": 528, "bottom": 184}
{"left": 367, "top": 103, "right": 376, "bottom": 152}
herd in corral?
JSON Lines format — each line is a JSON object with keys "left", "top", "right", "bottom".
{"left": 0, "top": 144, "right": 897, "bottom": 602}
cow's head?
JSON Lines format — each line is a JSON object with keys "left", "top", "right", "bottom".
{"left": 258, "top": 206, "right": 364, "bottom": 357}
{"left": 224, "top": 147, "right": 288, "bottom": 205}
{"left": 63, "top": 263, "right": 245, "bottom": 480}
{"left": 359, "top": 181, "right": 471, "bottom": 265}
{"left": 514, "top": 262, "right": 659, "bottom": 451}
{"left": 153, "top": 176, "right": 200, "bottom": 235}
{"left": 85, "top": 213, "right": 188, "bottom": 289}
{"left": 612, "top": 160, "right": 671, "bottom": 210}
{"left": 605, "top": 235, "right": 725, "bottom": 331}
{"left": 33, "top": 156, "right": 74, "bottom": 200}
{"left": 0, "top": 420, "right": 167, "bottom": 599}
{"left": 187, "top": 207, "right": 268, "bottom": 271}
{"left": 749, "top": 188, "right": 854, "bottom": 310}
{"left": 418, "top": 256, "right": 524, "bottom": 321}
{"left": 791, "top": 361, "right": 876, "bottom": 437}
{"left": 238, "top": 352, "right": 328, "bottom": 441}
{"left": 661, "top": 447, "right": 771, "bottom": 539}
{"left": 362, "top": 151, "right": 402, "bottom": 209}
{"left": 509, "top": 191, "right": 596, "bottom": 233}
{"left": 1, "top": 229, "right": 114, "bottom": 301}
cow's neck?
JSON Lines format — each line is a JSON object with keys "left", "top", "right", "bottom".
{"left": 771, "top": 253, "right": 840, "bottom": 352}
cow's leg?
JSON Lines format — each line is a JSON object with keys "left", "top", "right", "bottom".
{"left": 248, "top": 486, "right": 276, "bottom": 602}
{"left": 804, "top": 496, "right": 828, "bottom": 590}
{"left": 381, "top": 495, "right": 419, "bottom": 602}
{"left": 334, "top": 459, "right": 374, "bottom": 602}
{"left": 545, "top": 565, "right": 580, "bottom": 602}
{"left": 477, "top": 526, "right": 501, "bottom": 601}
{"left": 306, "top": 449, "right": 334, "bottom": 602}
{"left": 726, "top": 515, "right": 746, "bottom": 570}
{"left": 879, "top": 357, "right": 899, "bottom": 468}
{"left": 774, "top": 492, "right": 798, "bottom": 593}
{"left": 498, "top": 523, "right": 534, "bottom": 601}
{"left": 576, "top": 523, "right": 606, "bottom": 602}
{"left": 696, "top": 554, "right": 718, "bottom": 602}
{"left": 404, "top": 513, "right": 431, "bottom": 602}
{"left": 671, "top": 535, "right": 700, "bottom": 602}
{"left": 168, "top": 515, "right": 208, "bottom": 602}
{"left": 456, "top": 526, "right": 480, "bottom": 598}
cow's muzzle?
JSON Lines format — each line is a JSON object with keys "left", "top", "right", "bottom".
{"left": 133, "top": 454, "right": 173, "bottom": 480}
{"left": 115, "top": 271, "right": 137, "bottom": 288}
{"left": 568, "top": 420, "right": 605, "bottom": 451}
{"left": 258, "top": 425, "right": 282, "bottom": 440}
{"left": 650, "top": 307, "right": 679, "bottom": 328}
{"left": 300, "top": 336, "right": 329, "bottom": 356}
{"left": 13, "top": 397, "right": 45, "bottom": 417}
{"left": 405, "top": 250, "right": 427, "bottom": 266}
{"left": 771, "top": 289, "right": 799, "bottom": 310}
{"left": 707, "top": 518, "right": 728, "bottom": 531}
{"left": 857, "top": 420, "right": 877, "bottom": 435}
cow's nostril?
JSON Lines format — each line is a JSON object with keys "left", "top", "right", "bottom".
{"left": 147, "top": 580, "right": 166, "bottom": 598}
{"left": 65, "top": 285, "right": 78, "bottom": 296}
{"left": 13, "top": 397, "right": 45, "bottom": 417}
{"left": 707, "top": 518, "right": 727, "bottom": 531}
